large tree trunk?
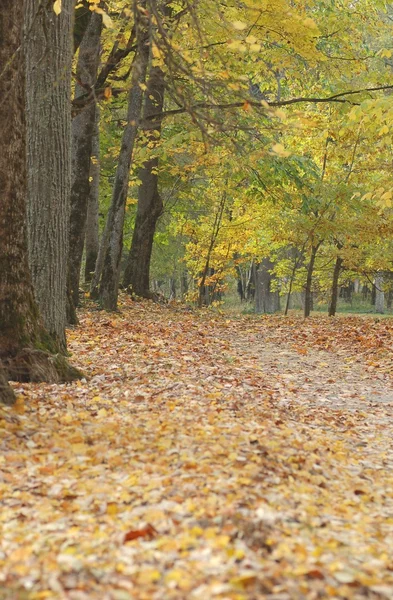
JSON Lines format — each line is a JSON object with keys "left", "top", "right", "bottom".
{"left": 95, "top": 10, "right": 150, "bottom": 310}
{"left": 67, "top": 13, "right": 102, "bottom": 322}
{"left": 85, "top": 108, "right": 101, "bottom": 283}
{"left": 123, "top": 65, "right": 165, "bottom": 297}
{"left": 25, "top": 0, "right": 75, "bottom": 351}
{"left": 328, "top": 255, "right": 343, "bottom": 317}
{"left": 0, "top": 0, "right": 80, "bottom": 405}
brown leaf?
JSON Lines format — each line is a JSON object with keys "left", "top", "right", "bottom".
{"left": 123, "top": 523, "right": 158, "bottom": 543}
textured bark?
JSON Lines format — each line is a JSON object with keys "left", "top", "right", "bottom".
{"left": 97, "top": 13, "right": 150, "bottom": 310}
{"left": 68, "top": 13, "right": 102, "bottom": 320}
{"left": 0, "top": 0, "right": 80, "bottom": 403}
{"left": 25, "top": 0, "right": 74, "bottom": 351}
{"left": 255, "top": 259, "right": 280, "bottom": 314}
{"left": 328, "top": 255, "right": 343, "bottom": 317}
{"left": 123, "top": 66, "right": 165, "bottom": 297}
{"left": 85, "top": 108, "right": 101, "bottom": 283}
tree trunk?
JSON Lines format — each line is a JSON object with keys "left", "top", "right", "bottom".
{"left": 246, "top": 261, "right": 257, "bottom": 301}
{"left": 67, "top": 13, "right": 102, "bottom": 322}
{"left": 255, "top": 258, "right": 280, "bottom": 314}
{"left": 304, "top": 243, "right": 320, "bottom": 318}
{"left": 85, "top": 108, "right": 101, "bottom": 283}
{"left": 0, "top": 0, "right": 80, "bottom": 404}
{"left": 387, "top": 289, "right": 393, "bottom": 310}
{"left": 96, "top": 11, "right": 150, "bottom": 310}
{"left": 375, "top": 274, "right": 385, "bottom": 314}
{"left": 25, "top": 0, "right": 75, "bottom": 351}
{"left": 122, "top": 66, "right": 165, "bottom": 297}
{"left": 180, "top": 271, "right": 188, "bottom": 299}
{"left": 0, "top": 363, "right": 15, "bottom": 406}
{"left": 328, "top": 255, "right": 343, "bottom": 317}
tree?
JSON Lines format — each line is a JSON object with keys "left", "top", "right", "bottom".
{"left": 0, "top": 0, "right": 80, "bottom": 406}
{"left": 25, "top": 0, "right": 75, "bottom": 350}
{"left": 68, "top": 12, "right": 103, "bottom": 323}
{"left": 92, "top": 2, "right": 150, "bottom": 310}
{"left": 122, "top": 64, "right": 165, "bottom": 297}
{"left": 84, "top": 109, "right": 101, "bottom": 284}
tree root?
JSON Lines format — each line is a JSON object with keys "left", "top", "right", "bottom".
{"left": 3, "top": 348, "right": 83, "bottom": 384}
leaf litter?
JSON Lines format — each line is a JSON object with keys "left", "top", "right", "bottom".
{"left": 2, "top": 298, "right": 393, "bottom": 599}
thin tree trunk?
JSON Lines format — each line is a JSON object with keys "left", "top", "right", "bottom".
{"left": 328, "top": 255, "right": 343, "bottom": 317}
{"left": 25, "top": 0, "right": 75, "bottom": 351}
{"left": 284, "top": 257, "right": 299, "bottom": 316}
{"left": 198, "top": 194, "right": 226, "bottom": 308}
{"left": 304, "top": 243, "right": 321, "bottom": 318}
{"left": 0, "top": 0, "right": 80, "bottom": 404}
{"left": 67, "top": 13, "right": 102, "bottom": 323}
{"left": 97, "top": 10, "right": 150, "bottom": 310}
{"left": 375, "top": 274, "right": 385, "bottom": 314}
{"left": 85, "top": 108, "right": 101, "bottom": 283}
{"left": 123, "top": 65, "right": 165, "bottom": 297}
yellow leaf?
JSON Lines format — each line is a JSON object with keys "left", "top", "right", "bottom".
{"left": 152, "top": 43, "right": 163, "bottom": 60}
{"left": 245, "top": 35, "right": 257, "bottom": 44}
{"left": 275, "top": 108, "right": 287, "bottom": 120}
{"left": 379, "top": 48, "right": 393, "bottom": 58}
{"left": 379, "top": 125, "right": 389, "bottom": 136}
{"left": 136, "top": 568, "right": 162, "bottom": 584}
{"left": 361, "top": 192, "right": 373, "bottom": 201}
{"left": 53, "top": 0, "right": 61, "bottom": 15}
{"left": 107, "top": 502, "right": 118, "bottom": 516}
{"left": 232, "top": 20, "right": 247, "bottom": 31}
{"left": 271, "top": 143, "right": 290, "bottom": 157}
{"left": 71, "top": 443, "right": 89, "bottom": 454}
{"left": 303, "top": 17, "right": 318, "bottom": 30}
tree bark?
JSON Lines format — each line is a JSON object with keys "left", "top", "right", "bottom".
{"left": 25, "top": 0, "right": 75, "bottom": 351}
{"left": 304, "top": 243, "right": 320, "bottom": 318}
{"left": 328, "top": 255, "right": 343, "bottom": 317}
{"left": 0, "top": 0, "right": 80, "bottom": 404}
{"left": 85, "top": 108, "right": 101, "bottom": 283}
{"left": 122, "top": 65, "right": 165, "bottom": 296}
{"left": 67, "top": 13, "right": 102, "bottom": 322}
{"left": 96, "top": 9, "right": 150, "bottom": 310}
{"left": 255, "top": 258, "right": 280, "bottom": 314}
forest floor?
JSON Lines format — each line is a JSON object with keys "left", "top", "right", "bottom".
{"left": 2, "top": 298, "right": 393, "bottom": 600}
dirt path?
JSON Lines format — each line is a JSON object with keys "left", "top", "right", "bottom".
{"left": 2, "top": 303, "right": 393, "bottom": 600}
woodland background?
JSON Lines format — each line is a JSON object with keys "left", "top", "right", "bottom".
{"left": 3, "top": 1, "right": 393, "bottom": 599}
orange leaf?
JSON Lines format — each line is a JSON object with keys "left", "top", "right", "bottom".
{"left": 123, "top": 523, "right": 158, "bottom": 543}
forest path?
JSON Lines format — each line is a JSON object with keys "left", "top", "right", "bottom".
{"left": 222, "top": 316, "right": 393, "bottom": 413}
{"left": 2, "top": 300, "right": 393, "bottom": 600}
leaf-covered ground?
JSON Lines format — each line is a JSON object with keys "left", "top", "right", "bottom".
{"left": 2, "top": 299, "right": 393, "bottom": 600}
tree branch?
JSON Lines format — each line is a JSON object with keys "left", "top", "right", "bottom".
{"left": 146, "top": 84, "right": 393, "bottom": 122}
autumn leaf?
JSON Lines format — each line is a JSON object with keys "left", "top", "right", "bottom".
{"left": 123, "top": 523, "right": 158, "bottom": 543}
